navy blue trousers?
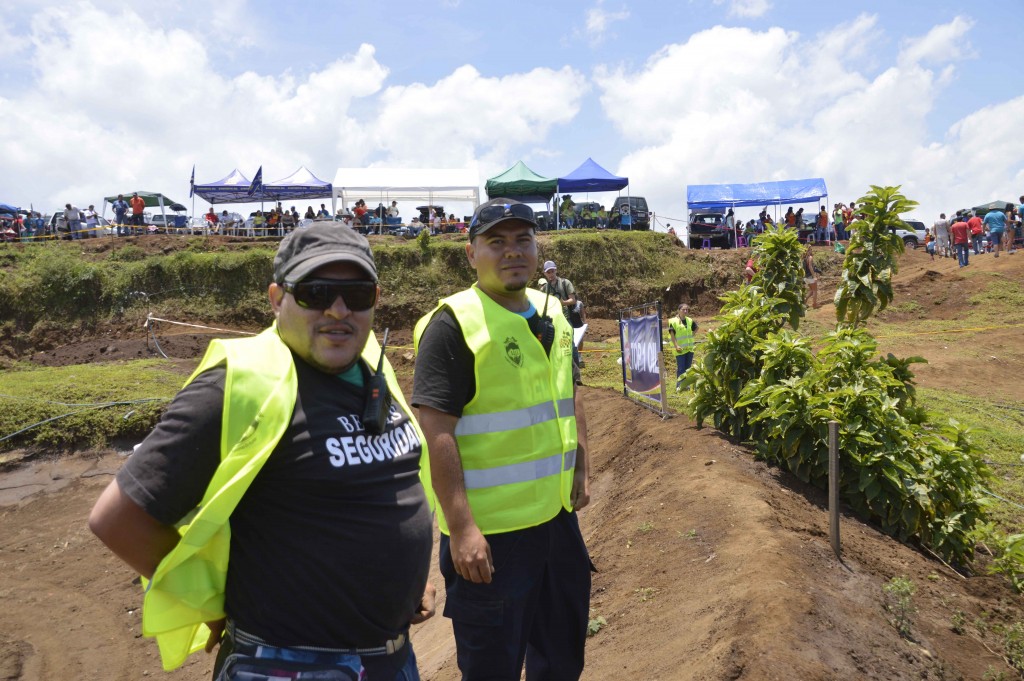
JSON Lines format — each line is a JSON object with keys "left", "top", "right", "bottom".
{"left": 439, "top": 510, "right": 591, "bottom": 681}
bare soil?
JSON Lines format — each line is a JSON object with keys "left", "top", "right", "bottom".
{"left": 1, "top": 246, "right": 1023, "bottom": 680}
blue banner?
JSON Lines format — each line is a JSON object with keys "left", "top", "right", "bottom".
{"left": 621, "top": 312, "right": 663, "bottom": 397}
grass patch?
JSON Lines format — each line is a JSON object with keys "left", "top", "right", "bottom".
{"left": 0, "top": 360, "right": 183, "bottom": 450}
{"left": 919, "top": 387, "right": 1024, "bottom": 530}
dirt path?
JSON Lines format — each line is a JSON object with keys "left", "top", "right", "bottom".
{"left": 2, "top": 385, "right": 1021, "bottom": 679}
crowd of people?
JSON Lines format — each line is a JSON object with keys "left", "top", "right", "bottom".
{"left": 927, "top": 201, "right": 1022, "bottom": 267}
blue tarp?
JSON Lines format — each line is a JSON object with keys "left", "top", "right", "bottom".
{"left": 193, "top": 169, "right": 255, "bottom": 204}
{"left": 686, "top": 178, "right": 828, "bottom": 210}
{"left": 557, "top": 158, "right": 628, "bottom": 193}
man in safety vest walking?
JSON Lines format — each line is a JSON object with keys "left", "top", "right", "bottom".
{"left": 412, "top": 197, "right": 592, "bottom": 680}
{"left": 90, "top": 223, "right": 435, "bottom": 680}
{"left": 668, "top": 303, "right": 699, "bottom": 391}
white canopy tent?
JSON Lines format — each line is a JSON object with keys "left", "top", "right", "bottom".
{"left": 331, "top": 168, "right": 481, "bottom": 219}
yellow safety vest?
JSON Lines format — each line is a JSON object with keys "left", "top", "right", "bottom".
{"left": 141, "top": 325, "right": 416, "bottom": 671}
{"left": 668, "top": 316, "right": 695, "bottom": 356}
{"left": 413, "top": 286, "right": 577, "bottom": 535}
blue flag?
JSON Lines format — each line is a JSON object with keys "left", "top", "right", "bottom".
{"left": 189, "top": 164, "right": 195, "bottom": 198}
{"left": 247, "top": 166, "right": 263, "bottom": 198}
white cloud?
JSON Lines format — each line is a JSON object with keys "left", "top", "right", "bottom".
{"left": 592, "top": 16, "right": 1017, "bottom": 229}
{"left": 368, "top": 64, "right": 588, "bottom": 171}
{"left": 899, "top": 16, "right": 975, "bottom": 66}
{"left": 0, "top": 3, "right": 585, "bottom": 214}
{"left": 582, "top": 1, "right": 630, "bottom": 43}
{"left": 713, "top": 0, "right": 772, "bottom": 19}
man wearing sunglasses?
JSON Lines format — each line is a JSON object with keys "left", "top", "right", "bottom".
{"left": 412, "top": 198, "right": 592, "bottom": 680}
{"left": 90, "top": 224, "right": 434, "bottom": 680}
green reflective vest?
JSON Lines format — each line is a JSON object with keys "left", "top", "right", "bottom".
{"left": 414, "top": 285, "right": 577, "bottom": 535}
{"left": 140, "top": 325, "right": 415, "bottom": 671}
{"left": 668, "top": 316, "right": 695, "bottom": 356}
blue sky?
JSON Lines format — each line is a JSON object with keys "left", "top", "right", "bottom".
{"left": 1, "top": 0, "right": 1021, "bottom": 227}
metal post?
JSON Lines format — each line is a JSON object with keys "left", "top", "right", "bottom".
{"left": 828, "top": 420, "right": 840, "bottom": 558}
{"left": 656, "top": 302, "right": 668, "bottom": 415}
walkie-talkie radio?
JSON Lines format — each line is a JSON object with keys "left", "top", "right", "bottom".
{"left": 363, "top": 328, "right": 393, "bottom": 434}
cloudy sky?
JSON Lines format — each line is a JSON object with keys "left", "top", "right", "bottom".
{"left": 1, "top": 0, "right": 1021, "bottom": 226}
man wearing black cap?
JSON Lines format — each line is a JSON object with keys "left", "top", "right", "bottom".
{"left": 90, "top": 223, "right": 434, "bottom": 680}
{"left": 412, "top": 198, "right": 592, "bottom": 680}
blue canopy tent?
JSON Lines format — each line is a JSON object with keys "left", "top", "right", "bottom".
{"left": 192, "top": 169, "right": 256, "bottom": 204}
{"left": 263, "top": 166, "right": 333, "bottom": 202}
{"left": 0, "top": 203, "right": 20, "bottom": 214}
{"left": 686, "top": 177, "right": 828, "bottom": 246}
{"left": 556, "top": 158, "right": 629, "bottom": 229}
{"left": 557, "top": 157, "right": 628, "bottom": 193}
{"left": 686, "top": 178, "right": 827, "bottom": 210}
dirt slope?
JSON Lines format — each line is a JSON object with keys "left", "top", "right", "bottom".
{"left": 2, "top": 385, "right": 1020, "bottom": 679}
{"left": 2, "top": 246, "right": 1023, "bottom": 679}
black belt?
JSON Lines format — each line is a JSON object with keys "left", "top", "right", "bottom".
{"left": 228, "top": 621, "right": 407, "bottom": 657}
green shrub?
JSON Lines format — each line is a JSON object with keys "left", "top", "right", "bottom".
{"left": 687, "top": 186, "right": 989, "bottom": 565}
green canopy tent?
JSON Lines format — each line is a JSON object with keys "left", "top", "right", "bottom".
{"left": 485, "top": 161, "right": 557, "bottom": 203}
{"left": 102, "top": 192, "right": 186, "bottom": 229}
{"left": 972, "top": 200, "right": 1015, "bottom": 215}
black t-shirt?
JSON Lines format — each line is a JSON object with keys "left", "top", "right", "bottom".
{"left": 412, "top": 306, "right": 551, "bottom": 416}
{"left": 118, "top": 354, "right": 432, "bottom": 652}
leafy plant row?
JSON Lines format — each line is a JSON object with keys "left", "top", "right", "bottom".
{"left": 685, "top": 187, "right": 990, "bottom": 566}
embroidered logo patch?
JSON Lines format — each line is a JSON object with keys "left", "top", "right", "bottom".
{"left": 504, "top": 336, "right": 523, "bottom": 368}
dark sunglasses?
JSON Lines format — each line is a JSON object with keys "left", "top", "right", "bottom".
{"left": 470, "top": 202, "right": 535, "bottom": 231}
{"left": 282, "top": 279, "right": 378, "bottom": 311}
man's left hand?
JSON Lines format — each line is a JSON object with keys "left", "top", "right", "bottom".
{"left": 204, "top": 618, "right": 226, "bottom": 653}
{"left": 571, "top": 466, "right": 590, "bottom": 510}
{"left": 411, "top": 582, "right": 436, "bottom": 624}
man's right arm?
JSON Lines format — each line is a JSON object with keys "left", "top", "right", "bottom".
{"left": 416, "top": 406, "right": 493, "bottom": 584}
{"left": 89, "top": 367, "right": 225, "bottom": 578}
{"left": 89, "top": 480, "right": 180, "bottom": 579}
{"left": 412, "top": 312, "right": 493, "bottom": 584}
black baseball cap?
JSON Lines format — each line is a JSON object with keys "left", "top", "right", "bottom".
{"left": 274, "top": 223, "right": 378, "bottom": 283}
{"left": 469, "top": 198, "right": 538, "bottom": 240}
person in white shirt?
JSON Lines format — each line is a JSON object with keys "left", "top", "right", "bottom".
{"left": 64, "top": 204, "right": 83, "bottom": 240}
{"left": 933, "top": 213, "right": 951, "bottom": 258}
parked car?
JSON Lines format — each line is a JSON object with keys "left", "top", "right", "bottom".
{"left": 149, "top": 213, "right": 189, "bottom": 232}
{"left": 608, "top": 196, "right": 650, "bottom": 230}
{"left": 534, "top": 210, "right": 555, "bottom": 231}
{"left": 45, "top": 212, "right": 113, "bottom": 238}
{"left": 687, "top": 211, "right": 732, "bottom": 247}
{"left": 895, "top": 220, "right": 927, "bottom": 248}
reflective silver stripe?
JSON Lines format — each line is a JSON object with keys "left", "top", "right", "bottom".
{"left": 563, "top": 448, "right": 576, "bottom": 471}
{"left": 455, "top": 402, "right": 557, "bottom": 436}
{"left": 556, "top": 397, "right": 575, "bottom": 417}
{"left": 464, "top": 452, "right": 563, "bottom": 489}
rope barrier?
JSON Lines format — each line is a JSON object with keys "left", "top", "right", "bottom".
{"left": 874, "top": 322, "right": 1024, "bottom": 339}
{"left": 145, "top": 315, "right": 258, "bottom": 336}
{"left": 982, "top": 488, "right": 1024, "bottom": 513}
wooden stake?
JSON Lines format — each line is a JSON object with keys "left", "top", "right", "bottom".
{"left": 829, "top": 420, "right": 840, "bottom": 558}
